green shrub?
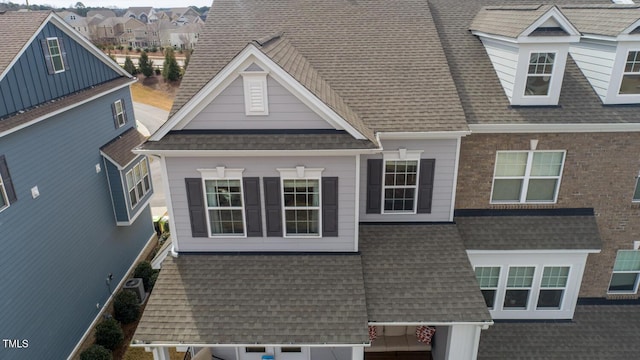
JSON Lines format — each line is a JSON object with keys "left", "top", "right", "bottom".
{"left": 149, "top": 270, "right": 159, "bottom": 289}
{"left": 127, "top": 46, "right": 133, "bottom": 51}
{"left": 94, "top": 318, "right": 123, "bottom": 351}
{"left": 80, "top": 345, "right": 112, "bottom": 360}
{"left": 114, "top": 290, "right": 140, "bottom": 324}
{"left": 134, "top": 261, "right": 154, "bottom": 291}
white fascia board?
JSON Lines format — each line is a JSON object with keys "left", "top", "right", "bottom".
{"left": 0, "top": 79, "right": 135, "bottom": 139}
{"left": 116, "top": 200, "right": 152, "bottom": 226}
{"left": 521, "top": 7, "right": 581, "bottom": 38}
{"left": 100, "top": 150, "right": 143, "bottom": 171}
{"left": 150, "top": 44, "right": 368, "bottom": 141}
{"left": 377, "top": 131, "right": 471, "bottom": 140}
{"left": 369, "top": 321, "right": 494, "bottom": 326}
{"left": 131, "top": 343, "right": 369, "bottom": 348}
{"left": 516, "top": 35, "right": 581, "bottom": 44}
{"left": 622, "top": 18, "right": 640, "bottom": 35}
{"left": 581, "top": 33, "right": 618, "bottom": 42}
{"left": 468, "top": 123, "right": 640, "bottom": 133}
{"left": 471, "top": 31, "right": 518, "bottom": 44}
{"left": 133, "top": 148, "right": 383, "bottom": 157}
{"left": 466, "top": 249, "right": 601, "bottom": 255}
{"left": 0, "top": 15, "right": 50, "bottom": 82}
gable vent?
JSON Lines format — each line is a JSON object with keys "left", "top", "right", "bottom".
{"left": 241, "top": 72, "right": 269, "bottom": 115}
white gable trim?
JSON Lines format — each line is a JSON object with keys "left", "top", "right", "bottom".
{"left": 622, "top": 18, "right": 640, "bottom": 35}
{"left": 150, "top": 44, "right": 368, "bottom": 141}
{"left": 519, "top": 7, "right": 580, "bottom": 42}
{"left": 0, "top": 12, "right": 131, "bottom": 83}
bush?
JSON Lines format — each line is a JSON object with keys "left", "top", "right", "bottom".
{"left": 150, "top": 45, "right": 158, "bottom": 53}
{"left": 127, "top": 46, "right": 133, "bottom": 52}
{"left": 94, "top": 318, "right": 123, "bottom": 351}
{"left": 113, "top": 290, "right": 140, "bottom": 324}
{"left": 80, "top": 345, "right": 112, "bottom": 360}
{"left": 149, "top": 270, "right": 159, "bottom": 289}
{"left": 117, "top": 45, "right": 124, "bottom": 51}
{"left": 154, "top": 67, "right": 161, "bottom": 76}
{"left": 134, "top": 261, "right": 155, "bottom": 291}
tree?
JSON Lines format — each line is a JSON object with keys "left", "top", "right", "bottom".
{"left": 138, "top": 51, "right": 154, "bottom": 77}
{"left": 183, "top": 49, "right": 193, "bottom": 72}
{"left": 162, "top": 47, "right": 181, "bottom": 82}
{"left": 123, "top": 56, "right": 136, "bottom": 75}
{"left": 74, "top": 2, "right": 88, "bottom": 17}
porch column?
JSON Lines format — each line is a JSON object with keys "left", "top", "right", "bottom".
{"left": 444, "top": 325, "right": 482, "bottom": 360}
{"left": 152, "top": 346, "right": 171, "bottom": 360}
{"left": 352, "top": 346, "right": 364, "bottom": 360}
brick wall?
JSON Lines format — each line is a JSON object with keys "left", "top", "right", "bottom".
{"left": 456, "top": 132, "right": 640, "bottom": 297}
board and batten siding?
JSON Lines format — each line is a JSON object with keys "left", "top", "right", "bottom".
{"left": 569, "top": 40, "right": 617, "bottom": 102}
{"left": 166, "top": 156, "right": 357, "bottom": 252}
{"left": 359, "top": 139, "right": 457, "bottom": 222}
{"left": 184, "top": 76, "right": 334, "bottom": 130}
{"left": 480, "top": 38, "right": 519, "bottom": 101}
{"left": 0, "top": 87, "right": 153, "bottom": 360}
{"left": 0, "top": 22, "right": 121, "bottom": 118}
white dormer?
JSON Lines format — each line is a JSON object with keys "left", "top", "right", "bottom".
{"left": 470, "top": 5, "right": 580, "bottom": 106}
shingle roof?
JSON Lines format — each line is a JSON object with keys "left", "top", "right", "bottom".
{"left": 171, "top": 0, "right": 469, "bottom": 133}
{"left": 429, "top": 0, "right": 640, "bottom": 125}
{"left": 455, "top": 209, "right": 602, "bottom": 251}
{"left": 561, "top": 4, "right": 640, "bottom": 36}
{"left": 138, "top": 131, "right": 378, "bottom": 151}
{"left": 0, "top": 77, "right": 134, "bottom": 136}
{"left": 359, "top": 224, "right": 491, "bottom": 324}
{"left": 478, "top": 303, "right": 640, "bottom": 359}
{"left": 100, "top": 128, "right": 148, "bottom": 168}
{"left": 0, "top": 11, "right": 50, "bottom": 76}
{"left": 133, "top": 254, "right": 370, "bottom": 345}
{"left": 469, "top": 5, "right": 556, "bottom": 38}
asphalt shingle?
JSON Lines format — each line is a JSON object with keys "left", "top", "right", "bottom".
{"left": 100, "top": 127, "right": 148, "bottom": 167}
{"left": 0, "top": 11, "right": 50, "bottom": 76}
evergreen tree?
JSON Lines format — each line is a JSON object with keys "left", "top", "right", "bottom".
{"left": 162, "top": 47, "right": 181, "bottom": 81}
{"left": 138, "top": 51, "right": 154, "bottom": 77}
{"left": 123, "top": 56, "right": 136, "bottom": 75}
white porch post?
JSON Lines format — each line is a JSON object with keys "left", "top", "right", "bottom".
{"left": 152, "top": 347, "right": 171, "bottom": 360}
{"left": 351, "top": 347, "right": 364, "bottom": 360}
{"left": 444, "top": 325, "right": 482, "bottom": 360}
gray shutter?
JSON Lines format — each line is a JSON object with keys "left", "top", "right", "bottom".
{"left": 243, "top": 177, "right": 263, "bottom": 237}
{"left": 185, "top": 178, "right": 208, "bottom": 237}
{"left": 0, "top": 155, "right": 17, "bottom": 204}
{"left": 111, "top": 102, "right": 119, "bottom": 128}
{"left": 40, "top": 39, "right": 55, "bottom": 75}
{"left": 366, "top": 159, "right": 383, "bottom": 213}
{"left": 417, "top": 159, "right": 436, "bottom": 214}
{"left": 121, "top": 98, "right": 128, "bottom": 124}
{"left": 263, "top": 177, "right": 282, "bottom": 237}
{"left": 58, "top": 38, "right": 69, "bottom": 70}
{"left": 322, "top": 177, "right": 338, "bottom": 237}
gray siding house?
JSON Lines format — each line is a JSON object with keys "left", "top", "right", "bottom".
{"left": 0, "top": 11, "right": 154, "bottom": 360}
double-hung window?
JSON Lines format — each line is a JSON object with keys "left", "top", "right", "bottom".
{"left": 537, "top": 266, "right": 569, "bottom": 309}
{"left": 619, "top": 50, "right": 640, "bottom": 95}
{"left": 608, "top": 250, "right": 640, "bottom": 293}
{"left": 525, "top": 52, "right": 555, "bottom": 96}
{"left": 475, "top": 267, "right": 501, "bottom": 309}
{"left": 125, "top": 158, "right": 151, "bottom": 208}
{"left": 205, "top": 179, "right": 245, "bottom": 236}
{"left": 0, "top": 172, "right": 8, "bottom": 212}
{"left": 491, "top": 150, "right": 565, "bottom": 203}
{"left": 46, "top": 37, "right": 65, "bottom": 73}
{"left": 633, "top": 176, "right": 640, "bottom": 202}
{"left": 504, "top": 266, "right": 535, "bottom": 309}
{"left": 282, "top": 179, "right": 320, "bottom": 236}
{"left": 382, "top": 150, "right": 422, "bottom": 213}
{"left": 114, "top": 100, "right": 126, "bottom": 128}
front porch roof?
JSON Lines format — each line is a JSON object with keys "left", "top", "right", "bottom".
{"left": 359, "top": 224, "right": 492, "bottom": 324}
{"left": 132, "top": 253, "right": 370, "bottom": 345}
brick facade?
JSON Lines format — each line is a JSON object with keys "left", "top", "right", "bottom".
{"left": 456, "top": 132, "right": 640, "bottom": 298}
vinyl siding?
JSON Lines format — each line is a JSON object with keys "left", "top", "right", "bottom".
{"left": 0, "top": 22, "right": 121, "bottom": 118}
{"left": 359, "top": 139, "right": 457, "bottom": 222}
{"left": 184, "top": 76, "right": 334, "bottom": 130}
{"left": 481, "top": 38, "right": 519, "bottom": 101}
{"left": 166, "top": 156, "right": 356, "bottom": 252}
{"left": 0, "top": 87, "right": 153, "bottom": 360}
{"left": 570, "top": 40, "right": 616, "bottom": 102}
{"left": 104, "top": 158, "right": 128, "bottom": 223}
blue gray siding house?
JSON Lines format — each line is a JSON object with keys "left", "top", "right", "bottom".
{"left": 0, "top": 11, "right": 154, "bottom": 360}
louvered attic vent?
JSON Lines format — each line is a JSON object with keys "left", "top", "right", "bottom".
{"left": 241, "top": 71, "right": 269, "bottom": 115}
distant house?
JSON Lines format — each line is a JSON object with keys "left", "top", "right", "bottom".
{"left": 124, "top": 7, "right": 156, "bottom": 24}
{"left": 55, "top": 10, "right": 90, "bottom": 39}
{"left": 0, "top": 10, "right": 154, "bottom": 360}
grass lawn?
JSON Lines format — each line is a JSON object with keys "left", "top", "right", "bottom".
{"left": 123, "top": 346, "right": 186, "bottom": 360}
{"left": 130, "top": 79, "right": 175, "bottom": 111}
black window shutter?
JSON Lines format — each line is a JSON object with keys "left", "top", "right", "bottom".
{"left": 366, "top": 159, "right": 383, "bottom": 213}
{"left": 243, "top": 177, "right": 263, "bottom": 237}
{"left": 121, "top": 98, "right": 128, "bottom": 124}
{"left": 58, "top": 38, "right": 69, "bottom": 70}
{"left": 263, "top": 177, "right": 282, "bottom": 237}
{"left": 0, "top": 155, "right": 17, "bottom": 204}
{"left": 40, "top": 39, "right": 54, "bottom": 75}
{"left": 417, "top": 159, "right": 436, "bottom": 214}
{"left": 322, "top": 177, "right": 338, "bottom": 237}
{"left": 111, "top": 102, "right": 119, "bottom": 128}
{"left": 184, "top": 178, "right": 208, "bottom": 237}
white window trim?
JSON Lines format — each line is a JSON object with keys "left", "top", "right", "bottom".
{"left": 536, "top": 266, "right": 571, "bottom": 310}
{"left": 0, "top": 172, "right": 8, "bottom": 213}
{"left": 114, "top": 99, "right": 126, "bottom": 127}
{"left": 617, "top": 49, "right": 640, "bottom": 97}
{"left": 241, "top": 71, "right": 269, "bottom": 116}
{"left": 46, "top": 37, "right": 65, "bottom": 73}
{"left": 607, "top": 250, "right": 640, "bottom": 294}
{"left": 490, "top": 149, "right": 566, "bottom": 204}
{"left": 381, "top": 149, "right": 423, "bottom": 214}
{"left": 633, "top": 175, "right": 640, "bottom": 203}
{"left": 503, "top": 265, "right": 537, "bottom": 310}
{"left": 125, "top": 158, "right": 151, "bottom": 210}
{"left": 277, "top": 167, "right": 323, "bottom": 238}
{"left": 474, "top": 265, "right": 503, "bottom": 310}
{"left": 198, "top": 167, "right": 247, "bottom": 238}
{"left": 523, "top": 51, "right": 556, "bottom": 98}
{"left": 511, "top": 45, "right": 569, "bottom": 106}
{"left": 496, "top": 265, "right": 572, "bottom": 312}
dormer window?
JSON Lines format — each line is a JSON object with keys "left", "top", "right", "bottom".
{"left": 619, "top": 50, "right": 640, "bottom": 95}
{"left": 525, "top": 52, "right": 555, "bottom": 96}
